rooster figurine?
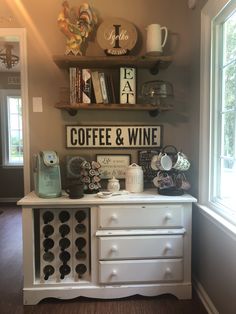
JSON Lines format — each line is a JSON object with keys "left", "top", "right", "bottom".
{"left": 58, "top": 1, "right": 97, "bottom": 56}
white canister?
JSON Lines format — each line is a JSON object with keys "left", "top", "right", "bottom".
{"left": 125, "top": 163, "right": 144, "bottom": 193}
{"left": 107, "top": 176, "right": 120, "bottom": 193}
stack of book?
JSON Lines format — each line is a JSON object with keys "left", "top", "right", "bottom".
{"left": 69, "top": 68, "right": 116, "bottom": 105}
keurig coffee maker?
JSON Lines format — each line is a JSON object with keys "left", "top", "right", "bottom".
{"left": 34, "top": 151, "right": 61, "bottom": 198}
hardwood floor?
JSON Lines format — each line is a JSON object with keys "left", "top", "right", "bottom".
{"left": 0, "top": 205, "right": 208, "bottom": 314}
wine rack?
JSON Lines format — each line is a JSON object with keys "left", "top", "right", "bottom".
{"left": 39, "top": 208, "right": 90, "bottom": 283}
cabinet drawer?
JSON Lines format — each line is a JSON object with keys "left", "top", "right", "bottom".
{"left": 98, "top": 205, "right": 183, "bottom": 228}
{"left": 98, "top": 235, "right": 183, "bottom": 259}
{"left": 99, "top": 259, "right": 183, "bottom": 283}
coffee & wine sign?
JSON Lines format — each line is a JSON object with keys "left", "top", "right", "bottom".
{"left": 66, "top": 126, "right": 162, "bottom": 148}
{"left": 96, "top": 18, "right": 138, "bottom": 55}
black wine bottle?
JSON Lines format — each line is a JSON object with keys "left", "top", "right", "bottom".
{"left": 59, "top": 237, "right": 70, "bottom": 251}
{"left": 43, "top": 251, "right": 55, "bottom": 262}
{"left": 43, "top": 238, "right": 54, "bottom": 252}
{"left": 75, "top": 237, "right": 86, "bottom": 250}
{"left": 75, "top": 250, "right": 87, "bottom": 260}
{"left": 75, "top": 223, "right": 86, "bottom": 234}
{"left": 59, "top": 264, "right": 71, "bottom": 279}
{"left": 42, "top": 211, "right": 54, "bottom": 224}
{"left": 59, "top": 211, "right": 70, "bottom": 223}
{"left": 43, "top": 265, "right": 55, "bottom": 280}
{"left": 42, "top": 224, "right": 54, "bottom": 238}
{"left": 59, "top": 224, "right": 70, "bottom": 237}
{"left": 75, "top": 263, "right": 87, "bottom": 277}
{"left": 59, "top": 251, "right": 71, "bottom": 264}
{"left": 75, "top": 210, "right": 86, "bottom": 223}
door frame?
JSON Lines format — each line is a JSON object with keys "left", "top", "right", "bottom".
{"left": 0, "top": 28, "right": 30, "bottom": 194}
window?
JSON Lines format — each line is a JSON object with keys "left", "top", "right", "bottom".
{"left": 212, "top": 5, "right": 236, "bottom": 216}
{"left": 200, "top": 0, "right": 236, "bottom": 225}
{"left": 0, "top": 90, "right": 23, "bottom": 166}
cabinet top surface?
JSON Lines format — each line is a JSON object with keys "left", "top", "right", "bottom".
{"left": 18, "top": 189, "right": 197, "bottom": 207}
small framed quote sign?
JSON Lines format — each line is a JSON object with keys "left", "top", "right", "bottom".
{"left": 66, "top": 125, "right": 162, "bottom": 148}
{"left": 96, "top": 154, "right": 131, "bottom": 179}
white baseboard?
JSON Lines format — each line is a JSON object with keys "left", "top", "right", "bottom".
{"left": 0, "top": 197, "right": 19, "bottom": 203}
{"left": 193, "top": 277, "right": 219, "bottom": 314}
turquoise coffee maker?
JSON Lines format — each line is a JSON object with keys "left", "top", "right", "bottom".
{"left": 34, "top": 151, "right": 61, "bottom": 198}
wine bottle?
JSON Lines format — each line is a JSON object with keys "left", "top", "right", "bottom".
{"left": 59, "top": 251, "right": 71, "bottom": 264}
{"left": 75, "top": 237, "right": 86, "bottom": 250}
{"left": 75, "top": 250, "right": 87, "bottom": 260}
{"left": 59, "top": 264, "right": 71, "bottom": 279}
{"left": 75, "top": 223, "right": 86, "bottom": 234}
{"left": 42, "top": 211, "right": 54, "bottom": 224}
{"left": 43, "top": 251, "right": 55, "bottom": 262}
{"left": 43, "top": 265, "right": 55, "bottom": 280}
{"left": 43, "top": 238, "right": 54, "bottom": 252}
{"left": 59, "top": 238, "right": 70, "bottom": 251}
{"left": 59, "top": 224, "right": 70, "bottom": 237}
{"left": 59, "top": 211, "right": 70, "bottom": 223}
{"left": 75, "top": 263, "right": 87, "bottom": 277}
{"left": 42, "top": 224, "right": 54, "bottom": 238}
{"left": 75, "top": 210, "right": 86, "bottom": 223}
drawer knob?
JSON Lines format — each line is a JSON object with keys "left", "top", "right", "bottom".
{"left": 165, "top": 213, "right": 172, "bottom": 220}
{"left": 165, "top": 243, "right": 172, "bottom": 251}
{"left": 111, "top": 269, "right": 117, "bottom": 276}
{"left": 165, "top": 267, "right": 172, "bottom": 275}
{"left": 111, "top": 214, "right": 118, "bottom": 221}
{"left": 111, "top": 245, "right": 118, "bottom": 252}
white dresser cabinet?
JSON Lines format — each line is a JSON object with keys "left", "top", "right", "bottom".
{"left": 18, "top": 190, "right": 196, "bottom": 305}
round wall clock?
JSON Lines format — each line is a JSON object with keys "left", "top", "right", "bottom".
{"left": 96, "top": 18, "right": 138, "bottom": 56}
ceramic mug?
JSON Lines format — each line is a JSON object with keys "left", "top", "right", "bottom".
{"left": 65, "top": 183, "right": 84, "bottom": 199}
{"left": 146, "top": 24, "right": 168, "bottom": 55}
{"left": 153, "top": 171, "right": 174, "bottom": 189}
{"left": 156, "top": 152, "right": 172, "bottom": 171}
{"left": 175, "top": 173, "right": 191, "bottom": 190}
{"left": 173, "top": 152, "right": 190, "bottom": 171}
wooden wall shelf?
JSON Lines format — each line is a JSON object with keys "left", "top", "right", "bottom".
{"left": 55, "top": 103, "right": 173, "bottom": 117}
{"left": 53, "top": 55, "right": 172, "bottom": 74}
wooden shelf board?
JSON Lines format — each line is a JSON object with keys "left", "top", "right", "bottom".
{"left": 55, "top": 103, "right": 173, "bottom": 112}
{"left": 53, "top": 55, "right": 172, "bottom": 70}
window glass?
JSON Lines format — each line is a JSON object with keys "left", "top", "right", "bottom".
{"left": 4, "top": 95, "right": 23, "bottom": 165}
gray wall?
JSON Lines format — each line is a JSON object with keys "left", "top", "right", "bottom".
{"left": 193, "top": 206, "right": 236, "bottom": 314}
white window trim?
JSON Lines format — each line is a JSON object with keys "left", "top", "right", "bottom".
{"left": 199, "top": 0, "right": 236, "bottom": 232}
{"left": 0, "top": 89, "right": 23, "bottom": 168}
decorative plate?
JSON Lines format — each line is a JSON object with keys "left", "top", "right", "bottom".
{"left": 96, "top": 18, "right": 138, "bottom": 56}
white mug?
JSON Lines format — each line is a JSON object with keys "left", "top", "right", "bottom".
{"left": 146, "top": 24, "right": 168, "bottom": 55}
{"left": 158, "top": 153, "right": 172, "bottom": 171}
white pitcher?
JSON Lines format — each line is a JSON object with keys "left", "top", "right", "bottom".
{"left": 146, "top": 24, "right": 168, "bottom": 55}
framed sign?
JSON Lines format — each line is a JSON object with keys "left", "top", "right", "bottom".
{"left": 96, "top": 18, "right": 138, "bottom": 56}
{"left": 120, "top": 67, "right": 136, "bottom": 104}
{"left": 66, "top": 125, "right": 162, "bottom": 148}
{"left": 138, "top": 149, "right": 160, "bottom": 186}
{"left": 96, "top": 154, "right": 131, "bottom": 179}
